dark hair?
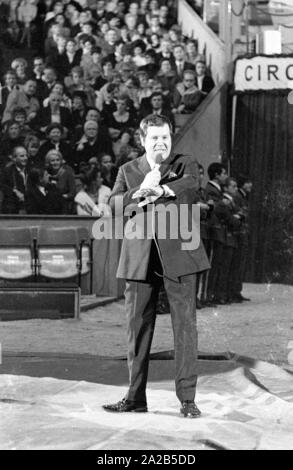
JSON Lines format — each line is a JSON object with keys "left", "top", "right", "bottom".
{"left": 79, "top": 166, "right": 103, "bottom": 187}
{"left": 139, "top": 114, "right": 172, "bottom": 138}
{"left": 12, "top": 107, "right": 27, "bottom": 118}
{"left": 150, "top": 91, "right": 163, "bottom": 100}
{"left": 237, "top": 173, "right": 252, "bottom": 188}
{"left": 27, "top": 167, "right": 45, "bottom": 188}
{"left": 207, "top": 162, "right": 226, "bottom": 180}
{"left": 46, "top": 123, "right": 64, "bottom": 136}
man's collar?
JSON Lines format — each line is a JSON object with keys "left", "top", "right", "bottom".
{"left": 208, "top": 180, "right": 222, "bottom": 192}
{"left": 223, "top": 192, "right": 233, "bottom": 202}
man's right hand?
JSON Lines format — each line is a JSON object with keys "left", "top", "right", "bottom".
{"left": 140, "top": 167, "right": 161, "bottom": 190}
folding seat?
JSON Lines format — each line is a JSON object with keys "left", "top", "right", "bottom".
{"left": 0, "top": 227, "right": 35, "bottom": 280}
{"left": 37, "top": 227, "right": 90, "bottom": 281}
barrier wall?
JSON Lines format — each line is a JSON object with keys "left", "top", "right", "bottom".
{"left": 173, "top": 81, "right": 228, "bottom": 180}
{"left": 0, "top": 216, "right": 125, "bottom": 298}
{"left": 178, "top": 0, "right": 226, "bottom": 84}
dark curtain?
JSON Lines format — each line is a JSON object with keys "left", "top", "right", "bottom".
{"left": 232, "top": 91, "right": 293, "bottom": 283}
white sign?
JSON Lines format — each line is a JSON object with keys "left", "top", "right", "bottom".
{"left": 234, "top": 56, "right": 293, "bottom": 91}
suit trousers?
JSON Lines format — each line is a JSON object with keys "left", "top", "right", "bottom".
{"left": 125, "top": 242, "right": 198, "bottom": 404}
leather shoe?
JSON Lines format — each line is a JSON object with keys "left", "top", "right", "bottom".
{"left": 103, "top": 398, "right": 148, "bottom": 413}
{"left": 180, "top": 401, "right": 201, "bottom": 418}
{"left": 238, "top": 294, "right": 250, "bottom": 301}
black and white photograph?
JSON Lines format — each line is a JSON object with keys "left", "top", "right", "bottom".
{"left": 0, "top": 0, "right": 293, "bottom": 453}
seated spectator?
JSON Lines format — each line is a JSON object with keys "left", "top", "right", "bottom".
{"left": 45, "top": 149, "right": 76, "bottom": 214}
{"left": 195, "top": 60, "right": 215, "bottom": 95}
{"left": 41, "top": 66, "right": 58, "bottom": 98}
{"left": 173, "top": 43, "right": 195, "bottom": 80}
{"left": 104, "top": 93, "right": 137, "bottom": 141}
{"left": 25, "top": 166, "right": 63, "bottom": 215}
{"left": 30, "top": 56, "right": 49, "bottom": 102}
{"left": 57, "top": 38, "right": 82, "bottom": 79}
{"left": 66, "top": 66, "right": 96, "bottom": 107}
{"left": 0, "top": 71, "right": 18, "bottom": 118}
{"left": 157, "top": 58, "right": 179, "bottom": 96}
{"left": 75, "top": 166, "right": 111, "bottom": 217}
{"left": 156, "top": 39, "right": 176, "bottom": 68}
{"left": 2, "top": 79, "right": 40, "bottom": 124}
{"left": 74, "top": 120, "right": 113, "bottom": 173}
{"left": 37, "top": 92, "right": 72, "bottom": 134}
{"left": 172, "top": 70, "right": 203, "bottom": 114}
{"left": 11, "top": 107, "right": 33, "bottom": 138}
{"left": 1, "top": 145, "right": 28, "bottom": 214}
{"left": 0, "top": 121, "right": 24, "bottom": 170}
{"left": 140, "top": 92, "right": 175, "bottom": 131}
{"left": 100, "top": 153, "right": 118, "bottom": 190}
{"left": 138, "top": 48, "right": 159, "bottom": 78}
{"left": 71, "top": 91, "right": 88, "bottom": 135}
{"left": 38, "top": 123, "right": 73, "bottom": 167}
{"left": 131, "top": 39, "right": 147, "bottom": 68}
{"left": 137, "top": 71, "right": 153, "bottom": 104}
{"left": 82, "top": 45, "right": 102, "bottom": 82}
{"left": 185, "top": 39, "right": 199, "bottom": 66}
{"left": 112, "top": 128, "right": 134, "bottom": 160}
{"left": 46, "top": 34, "right": 67, "bottom": 72}
{"left": 11, "top": 58, "right": 29, "bottom": 85}
{"left": 24, "top": 134, "right": 41, "bottom": 170}
{"left": 43, "top": 82, "right": 72, "bottom": 110}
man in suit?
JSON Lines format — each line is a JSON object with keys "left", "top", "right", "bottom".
{"left": 1, "top": 145, "right": 28, "bottom": 214}
{"left": 229, "top": 174, "right": 253, "bottom": 302}
{"left": 195, "top": 60, "right": 215, "bottom": 95}
{"left": 205, "top": 162, "right": 227, "bottom": 304}
{"left": 103, "top": 114, "right": 210, "bottom": 418}
{"left": 173, "top": 44, "right": 195, "bottom": 80}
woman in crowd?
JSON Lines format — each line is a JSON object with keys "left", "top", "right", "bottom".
{"left": 74, "top": 166, "right": 111, "bottom": 217}
{"left": 100, "top": 153, "right": 118, "bottom": 190}
{"left": 45, "top": 149, "right": 76, "bottom": 214}
{"left": 104, "top": 93, "right": 137, "bottom": 141}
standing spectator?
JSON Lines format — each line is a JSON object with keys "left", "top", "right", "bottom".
{"left": 18, "top": 0, "right": 38, "bottom": 48}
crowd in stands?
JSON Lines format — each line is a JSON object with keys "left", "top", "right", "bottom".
{"left": 0, "top": 0, "right": 215, "bottom": 216}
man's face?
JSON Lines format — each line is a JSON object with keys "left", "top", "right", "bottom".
{"left": 141, "top": 123, "right": 172, "bottom": 163}
{"left": 217, "top": 168, "right": 228, "bottom": 185}
{"left": 86, "top": 109, "right": 99, "bottom": 122}
{"left": 33, "top": 59, "right": 45, "bottom": 75}
{"left": 43, "top": 69, "right": 56, "bottom": 84}
{"left": 243, "top": 181, "right": 253, "bottom": 193}
{"left": 173, "top": 46, "right": 184, "bottom": 61}
{"left": 24, "top": 81, "right": 36, "bottom": 96}
{"left": 129, "top": 2, "right": 139, "bottom": 15}
{"left": 187, "top": 42, "right": 196, "bottom": 56}
{"left": 5, "top": 73, "right": 16, "bottom": 88}
{"left": 161, "top": 41, "right": 170, "bottom": 53}
{"left": 49, "top": 128, "right": 62, "bottom": 142}
{"left": 66, "top": 41, "right": 76, "bottom": 53}
{"left": 85, "top": 124, "right": 98, "bottom": 139}
{"left": 107, "top": 30, "right": 117, "bottom": 44}
{"left": 151, "top": 95, "right": 163, "bottom": 110}
{"left": 14, "top": 113, "right": 26, "bottom": 126}
{"left": 161, "top": 60, "right": 171, "bottom": 73}
{"left": 9, "top": 124, "right": 20, "bottom": 139}
{"left": 196, "top": 62, "right": 206, "bottom": 76}
{"left": 101, "top": 155, "right": 113, "bottom": 169}
{"left": 226, "top": 180, "right": 238, "bottom": 197}
{"left": 15, "top": 148, "right": 28, "bottom": 168}
{"left": 183, "top": 73, "right": 195, "bottom": 89}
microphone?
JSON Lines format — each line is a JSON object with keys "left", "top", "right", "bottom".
{"left": 154, "top": 153, "right": 163, "bottom": 171}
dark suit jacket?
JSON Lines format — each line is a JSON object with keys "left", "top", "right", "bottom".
{"left": 1, "top": 164, "right": 27, "bottom": 214}
{"left": 110, "top": 153, "right": 210, "bottom": 281}
{"left": 195, "top": 75, "right": 215, "bottom": 94}
{"left": 25, "top": 184, "right": 63, "bottom": 215}
{"left": 37, "top": 106, "right": 72, "bottom": 130}
{"left": 174, "top": 61, "right": 195, "bottom": 80}
{"left": 205, "top": 181, "right": 225, "bottom": 243}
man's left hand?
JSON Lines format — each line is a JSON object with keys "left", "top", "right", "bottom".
{"left": 133, "top": 186, "right": 164, "bottom": 199}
